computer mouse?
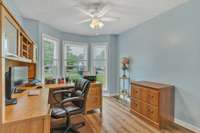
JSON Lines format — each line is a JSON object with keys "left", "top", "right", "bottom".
{"left": 36, "top": 86, "right": 43, "bottom": 89}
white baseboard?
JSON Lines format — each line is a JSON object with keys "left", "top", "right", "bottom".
{"left": 175, "top": 118, "right": 200, "bottom": 133}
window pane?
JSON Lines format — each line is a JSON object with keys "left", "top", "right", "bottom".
{"left": 92, "top": 45, "right": 108, "bottom": 91}
{"left": 66, "top": 45, "right": 88, "bottom": 60}
{"left": 94, "top": 61, "right": 106, "bottom": 84}
{"left": 43, "top": 37, "right": 59, "bottom": 80}
{"left": 44, "top": 40, "right": 55, "bottom": 65}
{"left": 64, "top": 44, "right": 88, "bottom": 81}
{"left": 93, "top": 47, "right": 107, "bottom": 60}
{"left": 44, "top": 63, "right": 58, "bottom": 79}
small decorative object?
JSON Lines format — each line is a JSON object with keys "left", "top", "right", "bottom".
{"left": 45, "top": 78, "right": 56, "bottom": 84}
{"left": 121, "top": 57, "right": 129, "bottom": 78}
{"left": 58, "top": 78, "right": 65, "bottom": 84}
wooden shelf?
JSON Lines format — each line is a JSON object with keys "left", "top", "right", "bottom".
{"left": 5, "top": 56, "right": 32, "bottom": 63}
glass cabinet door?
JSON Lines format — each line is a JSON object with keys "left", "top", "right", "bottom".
{"left": 4, "top": 18, "right": 18, "bottom": 56}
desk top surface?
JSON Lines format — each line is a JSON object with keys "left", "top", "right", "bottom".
{"left": 4, "top": 83, "right": 74, "bottom": 124}
{"left": 5, "top": 88, "right": 50, "bottom": 124}
{"left": 4, "top": 82, "right": 101, "bottom": 124}
{"left": 45, "top": 83, "right": 74, "bottom": 90}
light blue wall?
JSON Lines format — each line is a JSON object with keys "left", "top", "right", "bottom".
{"left": 118, "top": 0, "right": 200, "bottom": 128}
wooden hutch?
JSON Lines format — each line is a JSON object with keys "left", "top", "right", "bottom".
{"left": 0, "top": 1, "right": 37, "bottom": 131}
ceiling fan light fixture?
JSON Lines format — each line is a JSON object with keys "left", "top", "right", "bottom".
{"left": 90, "top": 19, "right": 104, "bottom": 29}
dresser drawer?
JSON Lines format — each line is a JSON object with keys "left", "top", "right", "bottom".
{"left": 141, "top": 103, "right": 159, "bottom": 122}
{"left": 131, "top": 85, "right": 142, "bottom": 98}
{"left": 131, "top": 98, "right": 141, "bottom": 113}
{"left": 147, "top": 89, "right": 159, "bottom": 106}
{"left": 141, "top": 87, "right": 159, "bottom": 106}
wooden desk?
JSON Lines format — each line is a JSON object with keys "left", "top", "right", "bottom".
{"left": 2, "top": 82, "right": 102, "bottom": 133}
{"left": 3, "top": 88, "right": 51, "bottom": 133}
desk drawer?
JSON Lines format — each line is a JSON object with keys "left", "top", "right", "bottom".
{"left": 86, "top": 97, "right": 100, "bottom": 110}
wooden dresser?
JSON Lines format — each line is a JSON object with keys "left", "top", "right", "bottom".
{"left": 85, "top": 83, "right": 102, "bottom": 113}
{"left": 130, "top": 81, "right": 174, "bottom": 128}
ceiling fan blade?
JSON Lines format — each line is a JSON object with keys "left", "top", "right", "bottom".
{"left": 97, "top": 5, "right": 111, "bottom": 18}
{"left": 77, "top": 19, "right": 91, "bottom": 24}
{"left": 101, "top": 17, "right": 120, "bottom": 22}
{"left": 76, "top": 7, "right": 94, "bottom": 17}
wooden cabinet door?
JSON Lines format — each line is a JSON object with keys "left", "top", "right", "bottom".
{"left": 3, "top": 119, "right": 44, "bottom": 133}
{"left": 86, "top": 83, "right": 102, "bottom": 112}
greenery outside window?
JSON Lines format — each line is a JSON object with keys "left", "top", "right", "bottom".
{"left": 42, "top": 34, "right": 59, "bottom": 82}
{"left": 63, "top": 42, "right": 88, "bottom": 81}
{"left": 91, "top": 44, "right": 108, "bottom": 91}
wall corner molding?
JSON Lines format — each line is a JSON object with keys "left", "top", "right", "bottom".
{"left": 175, "top": 118, "right": 200, "bottom": 133}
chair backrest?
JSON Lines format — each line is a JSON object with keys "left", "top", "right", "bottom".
{"left": 72, "top": 79, "right": 90, "bottom": 110}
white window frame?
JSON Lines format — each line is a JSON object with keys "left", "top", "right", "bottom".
{"left": 91, "top": 43, "right": 108, "bottom": 91}
{"left": 42, "top": 33, "right": 60, "bottom": 83}
{"left": 62, "top": 41, "right": 89, "bottom": 78}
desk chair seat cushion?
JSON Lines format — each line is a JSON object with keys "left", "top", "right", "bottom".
{"left": 51, "top": 104, "right": 81, "bottom": 119}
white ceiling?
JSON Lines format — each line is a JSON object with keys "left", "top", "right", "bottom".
{"left": 14, "top": 0, "right": 187, "bottom": 36}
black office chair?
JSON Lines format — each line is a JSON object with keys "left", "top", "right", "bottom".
{"left": 51, "top": 79, "right": 90, "bottom": 133}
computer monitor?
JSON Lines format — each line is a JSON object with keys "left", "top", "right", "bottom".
{"left": 12, "top": 66, "right": 28, "bottom": 87}
{"left": 5, "top": 66, "right": 28, "bottom": 105}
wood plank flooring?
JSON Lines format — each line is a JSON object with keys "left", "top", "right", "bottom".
{"left": 53, "top": 97, "right": 194, "bottom": 133}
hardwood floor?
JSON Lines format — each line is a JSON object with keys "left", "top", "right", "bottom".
{"left": 53, "top": 97, "right": 194, "bottom": 133}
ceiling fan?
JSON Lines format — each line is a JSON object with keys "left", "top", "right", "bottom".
{"left": 75, "top": 2, "right": 119, "bottom": 30}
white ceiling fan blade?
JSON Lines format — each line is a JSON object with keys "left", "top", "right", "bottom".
{"left": 77, "top": 19, "right": 91, "bottom": 24}
{"left": 97, "top": 5, "right": 111, "bottom": 18}
{"left": 101, "top": 17, "right": 120, "bottom": 22}
{"left": 76, "top": 7, "right": 94, "bottom": 17}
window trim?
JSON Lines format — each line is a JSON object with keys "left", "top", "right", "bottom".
{"left": 42, "top": 33, "right": 60, "bottom": 83}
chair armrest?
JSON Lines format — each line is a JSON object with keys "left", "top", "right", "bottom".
{"left": 52, "top": 89, "right": 74, "bottom": 103}
{"left": 53, "top": 89, "right": 73, "bottom": 96}
{"left": 61, "top": 97, "right": 84, "bottom": 107}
